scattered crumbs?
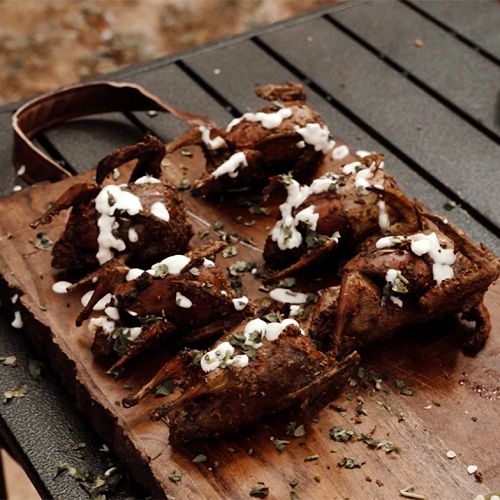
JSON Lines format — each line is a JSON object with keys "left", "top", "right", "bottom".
{"left": 0, "top": 356, "right": 17, "bottom": 367}
{"left": 290, "top": 491, "right": 299, "bottom": 500}
{"left": 249, "top": 484, "right": 269, "bottom": 498}
{"left": 424, "top": 405, "right": 432, "bottom": 410}
{"left": 313, "top": 475, "right": 321, "bottom": 483}
{"left": 473, "top": 470, "right": 484, "bottom": 483}
{"left": 471, "top": 416, "right": 478, "bottom": 422}
{"left": 307, "top": 36, "right": 313, "bottom": 42}
{"left": 33, "top": 232, "right": 54, "bottom": 251}
{"left": 72, "top": 442, "right": 86, "bottom": 451}
{"left": 467, "top": 465, "right": 478, "bottom": 475}
{"left": 154, "top": 379, "right": 175, "bottom": 397}
{"left": 329, "top": 403, "right": 347, "bottom": 413}
{"left": 289, "top": 478, "right": 299, "bottom": 488}
{"left": 338, "top": 457, "right": 364, "bottom": 469}
{"left": 446, "top": 450, "right": 456, "bottom": 459}
{"left": 443, "top": 200, "right": 458, "bottom": 211}
{"left": 180, "top": 149, "right": 193, "bottom": 157}
{"left": 304, "top": 454, "right": 319, "bottom": 462}
{"left": 271, "top": 437, "right": 290, "bottom": 452}
{"left": 99, "top": 444, "right": 110, "bottom": 453}
{"left": 247, "top": 448, "right": 254, "bottom": 456}
{"left": 293, "top": 424, "right": 306, "bottom": 438}
{"left": 168, "top": 469, "right": 182, "bottom": 483}
{"left": 13, "top": 185, "right": 22, "bottom": 192}
{"left": 400, "top": 485, "right": 426, "bottom": 499}
{"left": 222, "top": 245, "right": 238, "bottom": 258}
{"left": 39, "top": 305, "right": 47, "bottom": 311}
{"left": 365, "top": 476, "right": 372, "bottom": 482}
{"left": 213, "top": 68, "right": 221, "bottom": 75}
{"left": 376, "top": 479, "right": 384, "bottom": 487}
{"left": 415, "top": 39, "right": 425, "bottom": 48}
{"left": 192, "top": 454, "right": 208, "bottom": 464}
{"left": 3, "top": 384, "right": 28, "bottom": 403}
{"left": 432, "top": 400, "right": 441, "bottom": 407}
{"left": 415, "top": 123, "right": 423, "bottom": 131}
{"left": 398, "top": 413, "right": 405, "bottom": 422}
{"left": 176, "top": 179, "right": 191, "bottom": 191}
{"left": 147, "top": 110, "right": 158, "bottom": 117}
{"left": 28, "top": 359, "right": 44, "bottom": 379}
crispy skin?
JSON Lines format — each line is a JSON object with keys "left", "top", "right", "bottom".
{"left": 189, "top": 83, "right": 329, "bottom": 196}
{"left": 146, "top": 323, "right": 359, "bottom": 445}
{"left": 309, "top": 215, "right": 500, "bottom": 355}
{"left": 264, "top": 162, "right": 418, "bottom": 275}
{"left": 52, "top": 181, "right": 192, "bottom": 272}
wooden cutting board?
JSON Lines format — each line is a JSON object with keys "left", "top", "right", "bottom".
{"left": 0, "top": 147, "right": 498, "bottom": 500}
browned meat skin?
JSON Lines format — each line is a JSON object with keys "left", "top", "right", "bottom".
{"left": 186, "top": 82, "right": 329, "bottom": 196}
{"left": 263, "top": 159, "right": 419, "bottom": 277}
{"left": 96, "top": 135, "right": 165, "bottom": 184}
{"left": 32, "top": 135, "right": 193, "bottom": 274}
{"left": 51, "top": 181, "right": 193, "bottom": 273}
{"left": 142, "top": 322, "right": 359, "bottom": 445}
{"left": 86, "top": 243, "right": 254, "bottom": 370}
{"left": 309, "top": 213, "right": 500, "bottom": 356}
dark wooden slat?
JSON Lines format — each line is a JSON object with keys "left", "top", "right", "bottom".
{"left": 257, "top": 18, "right": 500, "bottom": 231}
{"left": 407, "top": 0, "right": 500, "bottom": 60}
{"left": 123, "top": 63, "right": 234, "bottom": 140}
{"left": 329, "top": 1, "right": 500, "bottom": 135}
{"left": 182, "top": 40, "right": 500, "bottom": 253}
{"left": 0, "top": 110, "right": 140, "bottom": 499}
{"left": 43, "top": 113, "right": 144, "bottom": 173}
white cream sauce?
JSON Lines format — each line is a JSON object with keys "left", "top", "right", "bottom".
{"left": 150, "top": 201, "right": 170, "bottom": 222}
{"left": 376, "top": 232, "right": 456, "bottom": 285}
{"left": 332, "top": 144, "right": 349, "bottom": 160}
{"left": 377, "top": 200, "right": 390, "bottom": 231}
{"left": 226, "top": 107, "right": 293, "bottom": 132}
{"left": 270, "top": 173, "right": 339, "bottom": 250}
{"left": 211, "top": 151, "right": 248, "bottom": 178}
{"left": 134, "top": 176, "right": 161, "bottom": 185}
{"left": 232, "top": 296, "right": 249, "bottom": 311}
{"left": 128, "top": 227, "right": 139, "bottom": 243}
{"left": 11, "top": 311, "right": 23, "bottom": 329}
{"left": 295, "top": 123, "right": 335, "bottom": 153}
{"left": 269, "top": 288, "right": 308, "bottom": 304}
{"left": 95, "top": 185, "right": 143, "bottom": 265}
{"left": 175, "top": 292, "right": 193, "bottom": 309}
{"left": 199, "top": 125, "right": 227, "bottom": 150}
{"left": 52, "top": 281, "right": 73, "bottom": 294}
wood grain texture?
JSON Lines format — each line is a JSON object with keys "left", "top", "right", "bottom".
{"left": 0, "top": 145, "right": 498, "bottom": 499}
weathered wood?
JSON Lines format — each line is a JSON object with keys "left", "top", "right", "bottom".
{"left": 182, "top": 40, "right": 500, "bottom": 252}
{"left": 406, "top": 0, "right": 500, "bottom": 60}
{"left": 330, "top": 1, "right": 500, "bottom": 135}
{"left": 0, "top": 143, "right": 498, "bottom": 499}
{"left": 259, "top": 18, "right": 500, "bottom": 231}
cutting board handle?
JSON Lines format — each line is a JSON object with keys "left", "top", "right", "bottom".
{"left": 12, "top": 80, "right": 215, "bottom": 184}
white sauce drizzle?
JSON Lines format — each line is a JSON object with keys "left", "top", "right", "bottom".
{"left": 148, "top": 254, "right": 191, "bottom": 277}
{"left": 226, "top": 107, "right": 293, "bottom": 132}
{"left": 95, "top": 185, "right": 143, "bottom": 265}
{"left": 126, "top": 268, "right": 145, "bottom": 281}
{"left": 356, "top": 150, "right": 372, "bottom": 158}
{"left": 289, "top": 305, "right": 302, "bottom": 317}
{"left": 376, "top": 232, "right": 456, "bottom": 285}
{"left": 134, "top": 176, "right": 161, "bottom": 185}
{"left": 52, "top": 281, "right": 73, "bottom": 294}
{"left": 211, "top": 151, "right": 248, "bottom": 178}
{"left": 17, "top": 165, "right": 26, "bottom": 176}
{"left": 269, "top": 288, "right": 308, "bottom": 304}
{"left": 390, "top": 296, "right": 403, "bottom": 308}
{"left": 11, "top": 311, "right": 23, "bottom": 329}
{"left": 11, "top": 294, "right": 18, "bottom": 304}
{"left": 295, "top": 123, "right": 335, "bottom": 153}
{"left": 342, "top": 160, "right": 380, "bottom": 195}
{"left": 175, "top": 292, "right": 192, "bottom": 309}
{"left": 128, "top": 227, "right": 139, "bottom": 243}
{"left": 104, "top": 306, "right": 120, "bottom": 321}
{"left": 201, "top": 317, "right": 302, "bottom": 373}
{"left": 377, "top": 200, "right": 390, "bottom": 231}
{"left": 332, "top": 144, "right": 349, "bottom": 160}
{"left": 93, "top": 293, "right": 113, "bottom": 311}
{"left": 199, "top": 125, "right": 227, "bottom": 150}
{"left": 150, "top": 201, "right": 170, "bottom": 222}
{"left": 232, "top": 296, "right": 249, "bottom": 311}
{"left": 270, "top": 173, "right": 339, "bottom": 250}
{"left": 81, "top": 290, "right": 94, "bottom": 307}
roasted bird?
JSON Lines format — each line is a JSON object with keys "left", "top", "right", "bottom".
{"left": 122, "top": 316, "right": 359, "bottom": 444}
{"left": 309, "top": 212, "right": 500, "bottom": 356}
{"left": 263, "top": 153, "right": 418, "bottom": 278}
{"left": 172, "top": 82, "right": 336, "bottom": 196}
{"left": 32, "top": 135, "right": 193, "bottom": 273}
{"left": 77, "top": 242, "right": 253, "bottom": 373}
